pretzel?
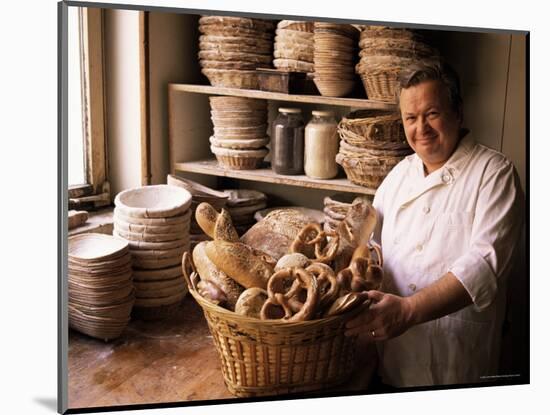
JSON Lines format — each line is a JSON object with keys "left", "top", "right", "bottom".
{"left": 290, "top": 223, "right": 340, "bottom": 264}
{"left": 305, "top": 263, "right": 339, "bottom": 310}
{"left": 290, "top": 223, "right": 324, "bottom": 256}
{"left": 336, "top": 243, "right": 384, "bottom": 295}
{"left": 260, "top": 267, "right": 319, "bottom": 322}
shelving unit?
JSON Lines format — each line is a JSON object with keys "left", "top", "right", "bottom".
{"left": 168, "top": 83, "right": 396, "bottom": 196}
{"left": 174, "top": 159, "right": 376, "bottom": 195}
{"left": 168, "top": 83, "right": 397, "bottom": 110}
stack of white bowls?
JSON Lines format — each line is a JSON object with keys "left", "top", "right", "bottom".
{"left": 113, "top": 185, "right": 192, "bottom": 320}
{"left": 68, "top": 233, "right": 134, "bottom": 341}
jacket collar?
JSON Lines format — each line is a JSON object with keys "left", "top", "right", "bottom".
{"left": 399, "top": 131, "right": 476, "bottom": 207}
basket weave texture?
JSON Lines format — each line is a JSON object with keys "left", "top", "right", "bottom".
{"left": 359, "top": 69, "right": 400, "bottom": 102}
{"left": 189, "top": 283, "right": 364, "bottom": 397}
{"left": 338, "top": 110, "right": 405, "bottom": 145}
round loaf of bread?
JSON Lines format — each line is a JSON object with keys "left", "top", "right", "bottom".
{"left": 240, "top": 209, "right": 315, "bottom": 260}
{"left": 235, "top": 287, "right": 268, "bottom": 318}
{"left": 204, "top": 240, "right": 275, "bottom": 289}
{"left": 192, "top": 241, "right": 244, "bottom": 310}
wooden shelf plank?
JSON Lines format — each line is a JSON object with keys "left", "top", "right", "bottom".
{"left": 174, "top": 159, "right": 376, "bottom": 195}
{"left": 168, "top": 83, "right": 396, "bottom": 110}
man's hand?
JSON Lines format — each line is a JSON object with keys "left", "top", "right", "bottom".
{"left": 344, "top": 291, "right": 414, "bottom": 340}
{"left": 344, "top": 272, "right": 473, "bottom": 340}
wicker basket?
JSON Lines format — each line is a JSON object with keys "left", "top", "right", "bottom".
{"left": 336, "top": 153, "right": 402, "bottom": 188}
{"left": 338, "top": 110, "right": 405, "bottom": 144}
{"left": 188, "top": 276, "right": 368, "bottom": 397}
{"left": 202, "top": 69, "right": 259, "bottom": 89}
{"left": 359, "top": 68, "right": 400, "bottom": 102}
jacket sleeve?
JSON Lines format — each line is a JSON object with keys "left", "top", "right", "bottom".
{"left": 448, "top": 160, "right": 524, "bottom": 311}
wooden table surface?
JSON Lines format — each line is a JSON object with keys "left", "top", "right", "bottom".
{"left": 68, "top": 298, "right": 378, "bottom": 410}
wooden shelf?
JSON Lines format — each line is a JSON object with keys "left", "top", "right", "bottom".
{"left": 168, "top": 83, "right": 396, "bottom": 110}
{"left": 174, "top": 159, "right": 376, "bottom": 195}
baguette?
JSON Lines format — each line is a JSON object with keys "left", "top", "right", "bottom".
{"left": 195, "top": 202, "right": 239, "bottom": 242}
{"left": 192, "top": 241, "right": 244, "bottom": 310}
{"left": 205, "top": 240, "right": 275, "bottom": 289}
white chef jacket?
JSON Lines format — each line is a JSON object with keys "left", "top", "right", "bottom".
{"left": 372, "top": 133, "right": 524, "bottom": 387}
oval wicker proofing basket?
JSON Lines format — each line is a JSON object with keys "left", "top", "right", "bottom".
{"left": 188, "top": 274, "right": 369, "bottom": 397}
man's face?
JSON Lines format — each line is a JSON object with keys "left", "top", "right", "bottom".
{"left": 400, "top": 79, "right": 462, "bottom": 174}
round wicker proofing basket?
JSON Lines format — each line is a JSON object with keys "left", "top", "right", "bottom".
{"left": 187, "top": 273, "right": 369, "bottom": 397}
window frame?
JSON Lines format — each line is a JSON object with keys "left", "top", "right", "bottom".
{"left": 68, "top": 7, "right": 109, "bottom": 208}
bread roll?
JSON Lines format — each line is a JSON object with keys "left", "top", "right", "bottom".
{"left": 205, "top": 240, "right": 275, "bottom": 289}
{"left": 235, "top": 287, "right": 268, "bottom": 318}
{"left": 241, "top": 209, "right": 314, "bottom": 260}
{"left": 192, "top": 241, "right": 244, "bottom": 310}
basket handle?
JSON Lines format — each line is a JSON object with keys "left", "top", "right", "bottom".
{"left": 181, "top": 251, "right": 199, "bottom": 292}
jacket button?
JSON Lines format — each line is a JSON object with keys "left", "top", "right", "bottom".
{"left": 408, "top": 283, "right": 417, "bottom": 291}
{"left": 423, "top": 206, "right": 430, "bottom": 214}
{"left": 416, "top": 244, "right": 423, "bottom": 252}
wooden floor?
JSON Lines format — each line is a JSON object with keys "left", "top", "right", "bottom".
{"left": 68, "top": 298, "right": 377, "bottom": 410}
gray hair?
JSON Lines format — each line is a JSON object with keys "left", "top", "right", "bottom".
{"left": 396, "top": 60, "right": 463, "bottom": 116}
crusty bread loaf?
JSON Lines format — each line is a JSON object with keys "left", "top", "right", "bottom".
{"left": 192, "top": 241, "right": 244, "bottom": 310}
{"left": 195, "top": 202, "right": 239, "bottom": 242}
{"left": 205, "top": 240, "right": 275, "bottom": 289}
{"left": 334, "top": 201, "right": 372, "bottom": 272}
{"left": 241, "top": 209, "right": 315, "bottom": 260}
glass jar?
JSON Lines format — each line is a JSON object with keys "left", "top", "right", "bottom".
{"left": 304, "top": 110, "right": 339, "bottom": 179}
{"left": 271, "top": 107, "right": 305, "bottom": 175}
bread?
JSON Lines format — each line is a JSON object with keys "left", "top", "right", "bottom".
{"left": 235, "top": 287, "right": 268, "bottom": 318}
{"left": 334, "top": 201, "right": 373, "bottom": 272}
{"left": 241, "top": 209, "right": 314, "bottom": 260}
{"left": 275, "top": 253, "right": 311, "bottom": 271}
{"left": 192, "top": 241, "right": 244, "bottom": 310}
{"left": 205, "top": 240, "right": 275, "bottom": 289}
{"left": 195, "top": 202, "right": 239, "bottom": 242}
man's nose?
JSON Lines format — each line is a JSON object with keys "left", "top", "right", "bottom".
{"left": 417, "top": 116, "right": 430, "bottom": 134}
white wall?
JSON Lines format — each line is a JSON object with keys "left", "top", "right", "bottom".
{"left": 104, "top": 9, "right": 142, "bottom": 198}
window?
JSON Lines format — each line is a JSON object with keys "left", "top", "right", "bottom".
{"left": 67, "top": 6, "right": 109, "bottom": 208}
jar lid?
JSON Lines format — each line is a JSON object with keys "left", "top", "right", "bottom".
{"left": 278, "top": 107, "right": 302, "bottom": 114}
{"left": 312, "top": 110, "right": 335, "bottom": 117}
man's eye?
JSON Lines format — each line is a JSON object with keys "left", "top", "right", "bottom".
{"left": 427, "top": 112, "right": 439, "bottom": 118}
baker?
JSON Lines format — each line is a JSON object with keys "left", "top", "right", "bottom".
{"left": 344, "top": 60, "right": 524, "bottom": 387}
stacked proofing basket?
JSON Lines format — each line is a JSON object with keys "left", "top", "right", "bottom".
{"left": 199, "top": 16, "right": 275, "bottom": 89}
{"left": 355, "top": 26, "right": 439, "bottom": 101}
{"left": 113, "top": 185, "right": 192, "bottom": 320}
{"left": 312, "top": 22, "right": 359, "bottom": 97}
{"left": 68, "top": 233, "right": 134, "bottom": 341}
{"left": 209, "top": 96, "right": 270, "bottom": 170}
{"left": 336, "top": 110, "right": 413, "bottom": 188}
{"left": 273, "top": 20, "right": 314, "bottom": 73}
